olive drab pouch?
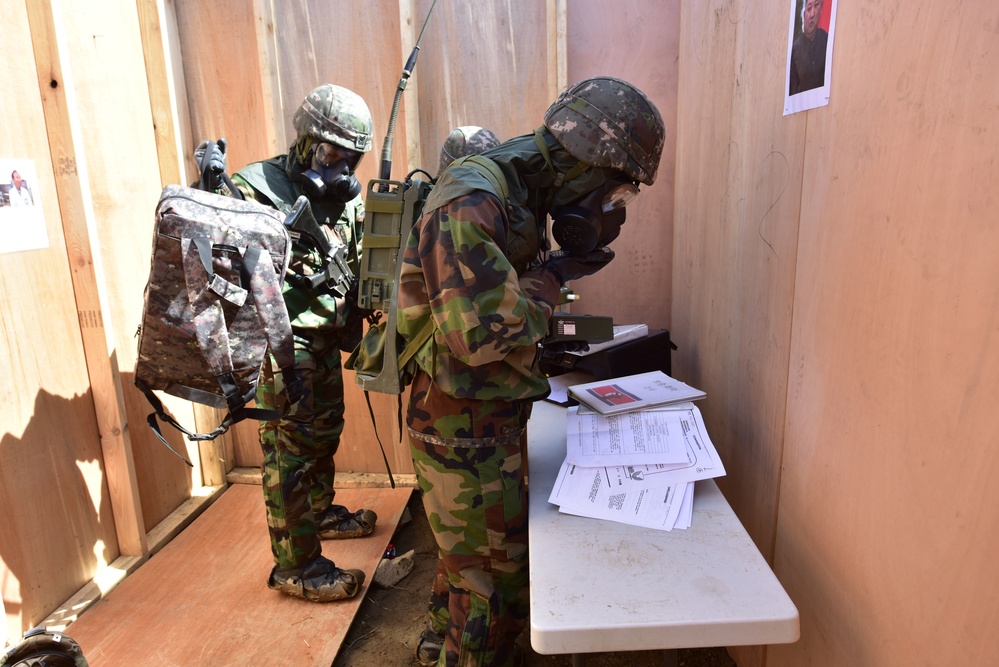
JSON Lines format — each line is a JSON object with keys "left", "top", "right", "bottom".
{"left": 345, "top": 316, "right": 433, "bottom": 389}
{"left": 1, "top": 627, "right": 89, "bottom": 667}
{"left": 134, "top": 185, "right": 301, "bottom": 464}
{"left": 344, "top": 318, "right": 388, "bottom": 379}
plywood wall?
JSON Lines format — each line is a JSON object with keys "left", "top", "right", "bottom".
{"left": 412, "top": 0, "right": 560, "bottom": 169}
{"left": 675, "top": 0, "right": 999, "bottom": 665}
{"left": 0, "top": 1, "right": 122, "bottom": 641}
{"left": 771, "top": 1, "right": 999, "bottom": 665}
{"left": 54, "top": 0, "right": 199, "bottom": 534}
{"left": 564, "top": 0, "right": 679, "bottom": 332}
{"left": 675, "top": 0, "right": 804, "bottom": 561}
{"left": 1, "top": 0, "right": 224, "bottom": 640}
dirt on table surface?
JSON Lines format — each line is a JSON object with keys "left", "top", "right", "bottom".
{"left": 334, "top": 493, "right": 737, "bottom": 667}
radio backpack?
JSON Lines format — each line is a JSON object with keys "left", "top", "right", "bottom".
{"left": 134, "top": 184, "right": 300, "bottom": 463}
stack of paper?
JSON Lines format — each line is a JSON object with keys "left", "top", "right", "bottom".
{"left": 547, "top": 372, "right": 724, "bottom": 531}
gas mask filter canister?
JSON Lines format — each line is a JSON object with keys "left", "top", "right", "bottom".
{"left": 552, "top": 180, "right": 640, "bottom": 254}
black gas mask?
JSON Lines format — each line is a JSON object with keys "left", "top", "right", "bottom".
{"left": 296, "top": 142, "right": 363, "bottom": 203}
{"left": 551, "top": 178, "right": 640, "bottom": 254}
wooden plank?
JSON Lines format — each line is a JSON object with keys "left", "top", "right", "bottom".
{"left": 41, "top": 485, "right": 225, "bottom": 632}
{"left": 65, "top": 484, "right": 412, "bottom": 666}
{"left": 24, "top": 0, "right": 147, "bottom": 557}
{"left": 250, "top": 0, "right": 282, "bottom": 157}
{"left": 549, "top": 0, "right": 568, "bottom": 95}
{"left": 399, "top": 0, "right": 422, "bottom": 174}
{"left": 226, "top": 467, "right": 419, "bottom": 489}
{"left": 50, "top": 0, "right": 197, "bottom": 532}
{"left": 39, "top": 556, "right": 145, "bottom": 632}
{"left": 144, "top": 485, "right": 227, "bottom": 553}
{"left": 135, "top": 0, "right": 231, "bottom": 487}
{"left": 1, "top": 1, "right": 130, "bottom": 641}
{"left": 135, "top": 0, "right": 189, "bottom": 187}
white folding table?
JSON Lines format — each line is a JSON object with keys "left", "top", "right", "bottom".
{"left": 527, "top": 401, "right": 799, "bottom": 665}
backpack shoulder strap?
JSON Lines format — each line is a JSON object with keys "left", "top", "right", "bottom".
{"left": 451, "top": 154, "right": 510, "bottom": 202}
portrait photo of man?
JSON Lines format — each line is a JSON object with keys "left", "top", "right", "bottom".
{"left": 784, "top": 0, "right": 838, "bottom": 115}
{"left": 789, "top": 0, "right": 828, "bottom": 96}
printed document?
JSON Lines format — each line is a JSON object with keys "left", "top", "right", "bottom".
{"left": 565, "top": 405, "right": 690, "bottom": 467}
{"left": 551, "top": 465, "right": 687, "bottom": 530}
{"left": 549, "top": 404, "right": 725, "bottom": 531}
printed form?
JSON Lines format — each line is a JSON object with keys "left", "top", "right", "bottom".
{"left": 565, "top": 405, "right": 691, "bottom": 467}
{"left": 549, "top": 404, "right": 725, "bottom": 531}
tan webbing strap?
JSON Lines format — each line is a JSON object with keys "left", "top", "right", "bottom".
{"left": 451, "top": 154, "right": 511, "bottom": 202}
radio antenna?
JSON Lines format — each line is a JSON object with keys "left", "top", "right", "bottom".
{"left": 379, "top": 0, "right": 439, "bottom": 181}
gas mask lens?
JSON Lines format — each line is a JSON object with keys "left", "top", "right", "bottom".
{"left": 602, "top": 182, "right": 640, "bottom": 213}
{"left": 313, "top": 143, "right": 362, "bottom": 172}
{"left": 299, "top": 142, "right": 363, "bottom": 202}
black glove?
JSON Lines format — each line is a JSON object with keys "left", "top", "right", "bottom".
{"left": 543, "top": 247, "right": 615, "bottom": 284}
{"left": 194, "top": 138, "right": 228, "bottom": 192}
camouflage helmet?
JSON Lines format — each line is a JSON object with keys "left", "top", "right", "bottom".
{"left": 292, "top": 84, "right": 373, "bottom": 154}
{"left": 544, "top": 76, "right": 664, "bottom": 186}
{"left": 438, "top": 126, "right": 501, "bottom": 174}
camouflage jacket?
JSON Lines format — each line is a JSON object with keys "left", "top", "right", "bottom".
{"left": 231, "top": 156, "right": 363, "bottom": 331}
{"left": 397, "top": 175, "right": 561, "bottom": 402}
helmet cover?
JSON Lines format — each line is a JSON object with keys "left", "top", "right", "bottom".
{"left": 438, "top": 126, "right": 501, "bottom": 174}
{"left": 292, "top": 84, "right": 373, "bottom": 154}
{"left": 544, "top": 76, "right": 664, "bottom": 185}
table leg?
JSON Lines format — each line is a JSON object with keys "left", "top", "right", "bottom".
{"left": 571, "top": 654, "right": 585, "bottom": 667}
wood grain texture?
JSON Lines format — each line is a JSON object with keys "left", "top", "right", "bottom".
{"left": 65, "top": 484, "right": 411, "bottom": 667}
{"left": 676, "top": 0, "right": 999, "bottom": 665}
{"left": 563, "top": 0, "right": 680, "bottom": 334}
{"left": 48, "top": 0, "right": 201, "bottom": 530}
{"left": 1, "top": 0, "right": 138, "bottom": 640}
{"left": 674, "top": 0, "right": 803, "bottom": 562}
{"left": 770, "top": 1, "right": 999, "bottom": 665}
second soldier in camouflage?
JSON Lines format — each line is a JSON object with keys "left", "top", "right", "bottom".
{"left": 399, "top": 77, "right": 666, "bottom": 666}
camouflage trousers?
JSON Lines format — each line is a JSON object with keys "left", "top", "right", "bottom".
{"left": 410, "top": 437, "right": 529, "bottom": 667}
{"left": 407, "top": 371, "right": 531, "bottom": 667}
{"left": 257, "top": 329, "right": 346, "bottom": 569}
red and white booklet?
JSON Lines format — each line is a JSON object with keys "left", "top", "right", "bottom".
{"left": 567, "top": 370, "right": 706, "bottom": 416}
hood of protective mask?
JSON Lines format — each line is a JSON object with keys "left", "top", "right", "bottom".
{"left": 424, "top": 132, "right": 615, "bottom": 218}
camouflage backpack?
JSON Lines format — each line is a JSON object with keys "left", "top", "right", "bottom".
{"left": 1, "top": 627, "right": 88, "bottom": 667}
{"left": 134, "top": 185, "right": 301, "bottom": 462}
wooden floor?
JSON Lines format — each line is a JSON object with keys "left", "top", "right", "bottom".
{"left": 66, "top": 483, "right": 412, "bottom": 667}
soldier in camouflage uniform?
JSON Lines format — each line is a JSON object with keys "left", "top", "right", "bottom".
{"left": 201, "top": 84, "right": 379, "bottom": 602}
{"left": 437, "top": 126, "right": 501, "bottom": 177}
{"left": 398, "top": 77, "right": 665, "bottom": 666}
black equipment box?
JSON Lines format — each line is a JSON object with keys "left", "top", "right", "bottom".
{"left": 542, "top": 329, "right": 676, "bottom": 380}
{"left": 547, "top": 313, "right": 614, "bottom": 343}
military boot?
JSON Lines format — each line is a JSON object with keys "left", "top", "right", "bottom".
{"left": 267, "top": 554, "right": 364, "bottom": 602}
{"left": 317, "top": 504, "right": 378, "bottom": 539}
{"left": 415, "top": 622, "right": 445, "bottom": 667}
